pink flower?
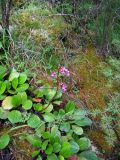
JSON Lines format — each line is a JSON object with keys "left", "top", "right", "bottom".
{"left": 60, "top": 83, "right": 67, "bottom": 93}
{"left": 65, "top": 69, "right": 70, "bottom": 76}
{"left": 51, "top": 71, "right": 57, "bottom": 78}
{"left": 59, "top": 66, "right": 70, "bottom": 77}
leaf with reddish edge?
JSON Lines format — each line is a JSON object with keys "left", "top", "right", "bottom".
{"left": 33, "top": 98, "right": 42, "bottom": 103}
{"left": 68, "top": 155, "right": 77, "bottom": 160}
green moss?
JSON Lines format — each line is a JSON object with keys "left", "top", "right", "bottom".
{"left": 10, "top": 1, "right": 73, "bottom": 71}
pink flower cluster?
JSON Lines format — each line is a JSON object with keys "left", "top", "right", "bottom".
{"left": 51, "top": 71, "right": 57, "bottom": 78}
{"left": 51, "top": 66, "right": 70, "bottom": 78}
{"left": 50, "top": 66, "right": 70, "bottom": 93}
{"left": 60, "top": 83, "right": 67, "bottom": 93}
{"left": 59, "top": 66, "right": 70, "bottom": 76}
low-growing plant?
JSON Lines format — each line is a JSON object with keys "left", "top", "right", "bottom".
{"left": 0, "top": 65, "right": 98, "bottom": 160}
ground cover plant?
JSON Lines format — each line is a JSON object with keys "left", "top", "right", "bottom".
{"left": 0, "top": 0, "right": 120, "bottom": 159}
{"left": 0, "top": 66, "right": 98, "bottom": 160}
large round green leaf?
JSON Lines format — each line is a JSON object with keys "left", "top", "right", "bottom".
{"left": 0, "top": 95, "right": 6, "bottom": 101}
{"left": 0, "top": 134, "right": 10, "bottom": 149}
{"left": 18, "top": 73, "right": 27, "bottom": 84}
{"left": 5, "top": 80, "right": 11, "bottom": 90}
{"left": 0, "top": 82, "right": 6, "bottom": 95}
{"left": 58, "top": 155, "right": 64, "bottom": 160}
{"left": 51, "top": 125, "right": 59, "bottom": 135}
{"left": 8, "top": 90, "right": 17, "bottom": 94}
{"left": 44, "top": 104, "right": 53, "bottom": 113}
{"left": 78, "top": 137, "right": 91, "bottom": 151}
{"left": 43, "top": 113, "right": 55, "bottom": 122}
{"left": 42, "top": 140, "right": 49, "bottom": 150}
{"left": 45, "top": 144, "right": 53, "bottom": 155}
{"left": 0, "top": 107, "right": 8, "bottom": 119}
{"left": 18, "top": 92, "right": 27, "bottom": 104}
{"left": 65, "top": 101, "right": 75, "bottom": 113}
{"left": 60, "top": 122, "right": 70, "bottom": 133}
{"left": 33, "top": 103, "right": 43, "bottom": 111}
{"left": 46, "top": 89, "right": 56, "bottom": 100}
{"left": 79, "top": 151, "right": 98, "bottom": 160}
{"left": 58, "top": 109, "right": 65, "bottom": 116}
{"left": 75, "top": 117, "right": 92, "bottom": 127}
{"left": 60, "top": 142, "right": 72, "bottom": 158}
{"left": 47, "top": 154, "right": 58, "bottom": 160}
{"left": 72, "top": 125, "right": 83, "bottom": 135}
{"left": 70, "top": 141, "right": 80, "bottom": 154}
{"left": 53, "top": 142, "right": 61, "bottom": 153}
{"left": 12, "top": 94, "right": 22, "bottom": 106}
{"left": 9, "top": 69, "right": 19, "bottom": 81}
{"left": 73, "top": 109, "right": 87, "bottom": 119}
{"left": 27, "top": 114, "right": 41, "bottom": 128}
{"left": 2, "top": 96, "right": 14, "bottom": 110}
{"left": 42, "top": 131, "right": 51, "bottom": 139}
{"left": 22, "top": 100, "right": 33, "bottom": 110}
{"left": 16, "top": 83, "right": 29, "bottom": 92}
{"left": 8, "top": 110, "right": 22, "bottom": 124}
{"left": 12, "top": 78, "right": 18, "bottom": 89}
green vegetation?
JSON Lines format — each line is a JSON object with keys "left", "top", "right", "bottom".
{"left": 0, "top": 67, "right": 97, "bottom": 160}
{"left": 0, "top": 0, "right": 120, "bottom": 160}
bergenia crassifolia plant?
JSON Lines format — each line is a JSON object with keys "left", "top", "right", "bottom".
{"left": 0, "top": 66, "right": 98, "bottom": 160}
{"left": 51, "top": 66, "right": 70, "bottom": 93}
